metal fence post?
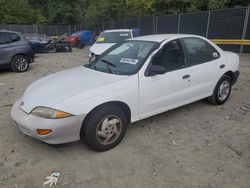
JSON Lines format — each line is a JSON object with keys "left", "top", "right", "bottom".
{"left": 55, "top": 25, "right": 58, "bottom": 36}
{"left": 68, "top": 25, "right": 71, "bottom": 35}
{"left": 177, "top": 14, "right": 181, "bottom": 33}
{"left": 138, "top": 17, "right": 140, "bottom": 29}
{"left": 240, "top": 7, "right": 249, "bottom": 53}
{"left": 102, "top": 22, "right": 104, "bottom": 31}
{"left": 152, "top": 16, "right": 155, "bottom": 34}
{"left": 206, "top": 11, "right": 211, "bottom": 38}
{"left": 40, "top": 25, "right": 43, "bottom": 35}
{"left": 124, "top": 17, "right": 126, "bottom": 29}
{"left": 155, "top": 17, "right": 158, "bottom": 34}
{"left": 24, "top": 25, "right": 27, "bottom": 34}
{"left": 111, "top": 20, "right": 114, "bottom": 29}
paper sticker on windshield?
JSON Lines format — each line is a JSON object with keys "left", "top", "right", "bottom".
{"left": 120, "top": 58, "right": 139, "bottom": 65}
{"left": 120, "top": 34, "right": 129, "bottom": 36}
{"left": 97, "top": 37, "right": 105, "bottom": 42}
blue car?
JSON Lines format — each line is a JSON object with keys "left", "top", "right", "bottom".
{"left": 24, "top": 34, "right": 51, "bottom": 53}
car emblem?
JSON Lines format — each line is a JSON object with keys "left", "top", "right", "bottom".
{"left": 20, "top": 101, "right": 24, "bottom": 106}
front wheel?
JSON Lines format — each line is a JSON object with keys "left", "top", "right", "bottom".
{"left": 82, "top": 106, "right": 128, "bottom": 151}
{"left": 208, "top": 75, "right": 232, "bottom": 105}
{"left": 11, "top": 55, "right": 29, "bottom": 72}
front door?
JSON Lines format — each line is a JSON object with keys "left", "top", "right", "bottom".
{"left": 139, "top": 39, "right": 193, "bottom": 119}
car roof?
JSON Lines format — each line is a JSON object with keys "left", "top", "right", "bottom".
{"left": 129, "top": 34, "right": 201, "bottom": 43}
{"left": 0, "top": 30, "right": 20, "bottom": 34}
{"left": 103, "top": 29, "right": 133, "bottom": 33}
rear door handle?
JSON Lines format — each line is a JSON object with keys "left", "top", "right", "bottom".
{"left": 182, "top": 74, "right": 190, "bottom": 79}
{"left": 220, "top": 64, "right": 225, "bottom": 69}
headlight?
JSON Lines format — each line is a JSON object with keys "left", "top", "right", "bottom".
{"left": 31, "top": 107, "right": 73, "bottom": 119}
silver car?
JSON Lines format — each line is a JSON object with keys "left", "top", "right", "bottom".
{"left": 0, "top": 30, "right": 34, "bottom": 72}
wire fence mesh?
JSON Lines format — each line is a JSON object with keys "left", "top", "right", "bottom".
{"left": 0, "top": 7, "right": 250, "bottom": 52}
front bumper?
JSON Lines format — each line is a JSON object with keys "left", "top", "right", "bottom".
{"left": 11, "top": 100, "right": 86, "bottom": 144}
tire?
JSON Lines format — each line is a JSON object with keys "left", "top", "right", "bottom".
{"left": 68, "top": 46, "right": 72, "bottom": 52}
{"left": 208, "top": 75, "right": 232, "bottom": 105}
{"left": 11, "top": 55, "right": 29, "bottom": 72}
{"left": 78, "top": 43, "right": 85, "bottom": 49}
{"left": 82, "top": 105, "right": 128, "bottom": 151}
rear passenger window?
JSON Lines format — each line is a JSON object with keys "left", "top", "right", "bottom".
{"left": 4, "top": 33, "right": 21, "bottom": 44}
{"left": 182, "top": 37, "right": 220, "bottom": 66}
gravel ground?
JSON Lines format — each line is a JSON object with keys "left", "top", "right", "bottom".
{"left": 0, "top": 48, "right": 249, "bottom": 188}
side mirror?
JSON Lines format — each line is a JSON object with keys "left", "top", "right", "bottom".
{"left": 146, "top": 65, "right": 166, "bottom": 76}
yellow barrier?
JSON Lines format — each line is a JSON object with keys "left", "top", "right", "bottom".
{"left": 212, "top": 39, "right": 250, "bottom": 45}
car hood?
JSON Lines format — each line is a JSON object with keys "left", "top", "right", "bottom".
{"left": 90, "top": 43, "right": 116, "bottom": 55}
{"left": 20, "top": 66, "right": 128, "bottom": 113}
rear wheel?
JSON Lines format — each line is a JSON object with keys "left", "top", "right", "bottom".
{"left": 82, "top": 106, "right": 128, "bottom": 151}
{"left": 78, "top": 43, "right": 85, "bottom": 49}
{"left": 208, "top": 75, "right": 232, "bottom": 105}
{"left": 11, "top": 55, "right": 29, "bottom": 72}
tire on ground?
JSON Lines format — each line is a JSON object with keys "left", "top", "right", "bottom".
{"left": 208, "top": 74, "right": 232, "bottom": 105}
{"left": 82, "top": 105, "right": 128, "bottom": 151}
{"left": 11, "top": 55, "right": 29, "bottom": 72}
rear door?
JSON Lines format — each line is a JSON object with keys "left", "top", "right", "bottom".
{"left": 180, "top": 37, "right": 224, "bottom": 99}
{"left": 0, "top": 32, "right": 9, "bottom": 65}
{"left": 0, "top": 32, "right": 23, "bottom": 65}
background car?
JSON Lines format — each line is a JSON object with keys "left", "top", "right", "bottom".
{"left": 89, "top": 28, "right": 140, "bottom": 62}
{"left": 65, "top": 32, "right": 80, "bottom": 47}
{"left": 66, "top": 30, "right": 93, "bottom": 49}
{"left": 24, "top": 34, "right": 51, "bottom": 53}
{"left": 25, "top": 33, "right": 72, "bottom": 53}
{"left": 0, "top": 30, "right": 34, "bottom": 72}
{"left": 11, "top": 34, "right": 239, "bottom": 151}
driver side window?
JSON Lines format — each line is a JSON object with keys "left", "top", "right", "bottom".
{"left": 152, "top": 40, "right": 186, "bottom": 72}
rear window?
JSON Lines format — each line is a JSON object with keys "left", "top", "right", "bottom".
{"left": 181, "top": 37, "right": 220, "bottom": 65}
{"left": 96, "top": 31, "right": 131, "bottom": 43}
{"left": 0, "top": 32, "right": 21, "bottom": 44}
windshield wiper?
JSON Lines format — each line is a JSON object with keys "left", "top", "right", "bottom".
{"left": 100, "top": 59, "right": 116, "bottom": 74}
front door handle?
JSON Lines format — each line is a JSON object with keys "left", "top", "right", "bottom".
{"left": 220, "top": 64, "right": 225, "bottom": 69}
{"left": 182, "top": 74, "right": 190, "bottom": 79}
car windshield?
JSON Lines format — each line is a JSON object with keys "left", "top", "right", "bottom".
{"left": 85, "top": 40, "right": 159, "bottom": 75}
{"left": 96, "top": 31, "right": 131, "bottom": 43}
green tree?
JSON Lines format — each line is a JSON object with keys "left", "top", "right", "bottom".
{"left": 0, "top": 0, "right": 38, "bottom": 24}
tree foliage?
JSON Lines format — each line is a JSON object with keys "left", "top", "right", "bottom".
{"left": 0, "top": 0, "right": 249, "bottom": 25}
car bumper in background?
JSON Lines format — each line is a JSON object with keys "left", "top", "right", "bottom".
{"left": 11, "top": 100, "right": 86, "bottom": 144}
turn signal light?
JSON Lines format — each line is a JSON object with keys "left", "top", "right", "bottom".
{"left": 37, "top": 129, "right": 52, "bottom": 135}
{"left": 54, "top": 111, "right": 72, "bottom": 119}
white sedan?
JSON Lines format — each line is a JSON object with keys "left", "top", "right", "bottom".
{"left": 11, "top": 34, "right": 240, "bottom": 151}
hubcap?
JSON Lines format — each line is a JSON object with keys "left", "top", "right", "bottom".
{"left": 96, "top": 115, "right": 122, "bottom": 145}
{"left": 218, "top": 80, "right": 230, "bottom": 101}
{"left": 15, "top": 57, "right": 28, "bottom": 71}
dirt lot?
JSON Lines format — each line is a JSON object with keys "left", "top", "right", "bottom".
{"left": 0, "top": 49, "right": 249, "bottom": 188}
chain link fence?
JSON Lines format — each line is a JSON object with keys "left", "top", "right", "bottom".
{"left": 0, "top": 7, "right": 249, "bottom": 52}
{"left": 100, "top": 7, "right": 250, "bottom": 53}
{"left": 0, "top": 24, "right": 84, "bottom": 36}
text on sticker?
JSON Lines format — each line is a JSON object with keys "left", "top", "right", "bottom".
{"left": 120, "top": 58, "right": 139, "bottom": 65}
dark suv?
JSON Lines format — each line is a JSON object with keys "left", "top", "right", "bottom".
{"left": 0, "top": 30, "right": 34, "bottom": 72}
